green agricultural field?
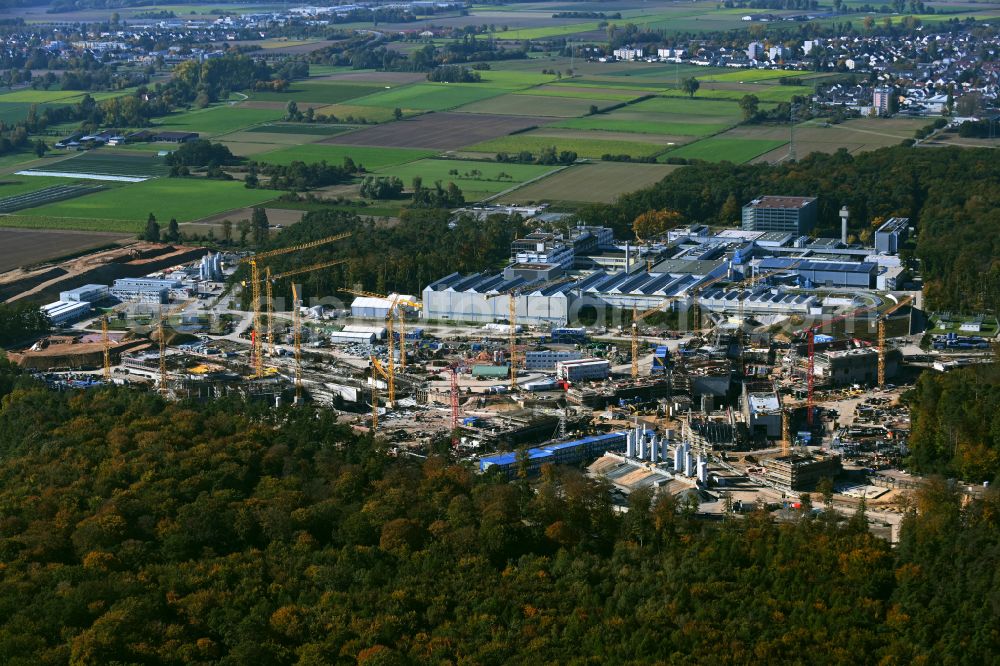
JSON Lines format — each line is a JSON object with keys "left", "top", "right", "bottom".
{"left": 23, "top": 178, "right": 277, "bottom": 226}
{"left": 552, "top": 116, "right": 730, "bottom": 138}
{"left": 497, "top": 21, "right": 601, "bottom": 40}
{"left": 661, "top": 85, "right": 807, "bottom": 103}
{"left": 661, "top": 136, "right": 788, "bottom": 163}
{"left": 474, "top": 70, "right": 557, "bottom": 88}
{"left": 506, "top": 161, "right": 682, "bottom": 204}
{"left": 0, "top": 215, "right": 140, "bottom": 233}
{"left": 312, "top": 104, "right": 401, "bottom": 123}
{"left": 350, "top": 84, "right": 509, "bottom": 111}
{"left": 0, "top": 101, "right": 74, "bottom": 124}
{"left": 254, "top": 145, "right": 435, "bottom": 170}
{"left": 151, "top": 105, "right": 284, "bottom": 137}
{"left": 0, "top": 175, "right": 77, "bottom": 199}
{"left": 467, "top": 132, "right": 664, "bottom": 159}
{"left": 21, "top": 151, "right": 170, "bottom": 179}
{"left": 373, "top": 158, "right": 559, "bottom": 201}
{"left": 0, "top": 89, "right": 83, "bottom": 103}
{"left": 247, "top": 83, "right": 384, "bottom": 104}
{"left": 626, "top": 96, "right": 748, "bottom": 118}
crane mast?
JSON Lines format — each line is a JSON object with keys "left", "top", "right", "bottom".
{"left": 291, "top": 282, "right": 302, "bottom": 404}
{"left": 102, "top": 315, "right": 111, "bottom": 380}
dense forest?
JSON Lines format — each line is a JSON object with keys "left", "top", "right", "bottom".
{"left": 243, "top": 208, "right": 525, "bottom": 303}
{"left": 0, "top": 302, "right": 48, "bottom": 346}
{"left": 577, "top": 146, "right": 1000, "bottom": 312}
{"left": 906, "top": 362, "right": 1000, "bottom": 482}
{"left": 0, "top": 360, "right": 997, "bottom": 663}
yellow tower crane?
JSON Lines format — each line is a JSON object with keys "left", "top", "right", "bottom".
{"left": 265, "top": 266, "right": 275, "bottom": 359}
{"left": 239, "top": 232, "right": 351, "bottom": 378}
{"left": 102, "top": 315, "right": 111, "bottom": 380}
{"left": 291, "top": 282, "right": 302, "bottom": 404}
{"left": 369, "top": 355, "right": 391, "bottom": 431}
{"left": 485, "top": 277, "right": 573, "bottom": 390}
{"left": 878, "top": 295, "right": 912, "bottom": 388}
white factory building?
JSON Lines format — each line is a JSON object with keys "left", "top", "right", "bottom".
{"left": 556, "top": 358, "right": 610, "bottom": 382}
{"left": 350, "top": 294, "right": 418, "bottom": 320}
{"left": 59, "top": 284, "right": 109, "bottom": 304}
{"left": 42, "top": 300, "right": 92, "bottom": 325}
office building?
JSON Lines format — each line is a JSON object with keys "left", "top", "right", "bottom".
{"left": 742, "top": 196, "right": 818, "bottom": 235}
{"left": 874, "top": 217, "right": 908, "bottom": 255}
{"left": 110, "top": 278, "right": 181, "bottom": 304}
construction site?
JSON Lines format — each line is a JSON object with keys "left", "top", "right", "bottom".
{"left": 3, "top": 198, "right": 986, "bottom": 539}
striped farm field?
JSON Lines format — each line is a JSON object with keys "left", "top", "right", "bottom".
{"left": 0, "top": 184, "right": 106, "bottom": 213}
{"left": 18, "top": 151, "right": 170, "bottom": 180}
{"left": 350, "top": 83, "right": 508, "bottom": 111}
{"left": 254, "top": 145, "right": 434, "bottom": 170}
{"left": 247, "top": 83, "right": 384, "bottom": 104}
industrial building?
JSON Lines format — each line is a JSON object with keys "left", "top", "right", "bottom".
{"left": 523, "top": 350, "right": 581, "bottom": 370}
{"left": 197, "top": 252, "right": 223, "bottom": 281}
{"left": 59, "top": 284, "right": 109, "bottom": 304}
{"left": 351, "top": 293, "right": 418, "bottom": 320}
{"left": 757, "top": 258, "right": 876, "bottom": 289}
{"left": 478, "top": 432, "right": 627, "bottom": 479}
{"left": 813, "top": 347, "right": 901, "bottom": 385}
{"left": 110, "top": 277, "right": 182, "bottom": 304}
{"left": 762, "top": 453, "right": 842, "bottom": 491}
{"left": 741, "top": 196, "right": 818, "bottom": 235}
{"left": 557, "top": 358, "right": 610, "bottom": 382}
{"left": 743, "top": 388, "right": 782, "bottom": 440}
{"left": 874, "top": 217, "right": 909, "bottom": 255}
{"left": 697, "top": 287, "right": 820, "bottom": 316}
{"left": 42, "top": 300, "right": 92, "bottom": 325}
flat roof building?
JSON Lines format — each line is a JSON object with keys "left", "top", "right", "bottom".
{"left": 59, "top": 284, "right": 109, "bottom": 304}
{"left": 763, "top": 453, "right": 842, "bottom": 491}
{"left": 742, "top": 196, "right": 818, "bottom": 235}
{"left": 557, "top": 358, "right": 610, "bottom": 382}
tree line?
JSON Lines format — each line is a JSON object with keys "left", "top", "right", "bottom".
{"left": 0, "top": 360, "right": 996, "bottom": 663}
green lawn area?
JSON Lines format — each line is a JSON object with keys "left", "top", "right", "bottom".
{"left": 247, "top": 83, "right": 384, "bottom": 104}
{"left": 23, "top": 178, "right": 277, "bottom": 226}
{"left": 151, "top": 105, "right": 285, "bottom": 137}
{"left": 661, "top": 137, "right": 788, "bottom": 163}
{"left": 350, "top": 83, "right": 509, "bottom": 111}
{"left": 467, "top": 133, "right": 664, "bottom": 159}
{"left": 254, "top": 145, "right": 435, "bottom": 170}
{"left": 551, "top": 116, "right": 730, "bottom": 137}
{"left": 373, "top": 158, "right": 558, "bottom": 201}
